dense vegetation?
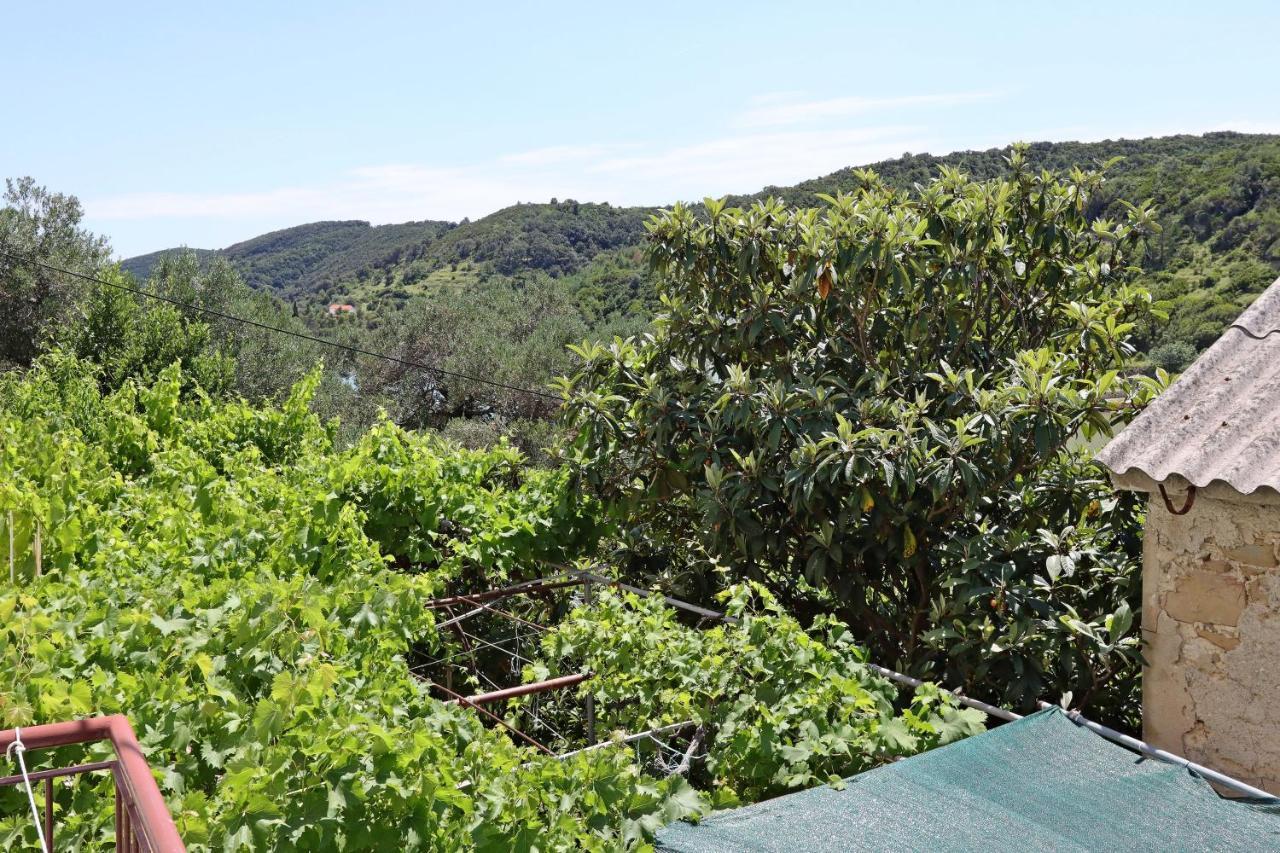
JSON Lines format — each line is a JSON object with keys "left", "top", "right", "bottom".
{"left": 0, "top": 178, "right": 112, "bottom": 367}
{"left": 0, "top": 357, "right": 973, "bottom": 850}
{"left": 538, "top": 587, "right": 984, "bottom": 802}
{"left": 561, "top": 150, "right": 1157, "bottom": 724}
{"left": 1, "top": 130, "right": 1276, "bottom": 846}
{"left": 772, "top": 133, "right": 1280, "bottom": 368}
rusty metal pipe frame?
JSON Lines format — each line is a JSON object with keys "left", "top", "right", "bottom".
{"left": 433, "top": 582, "right": 579, "bottom": 630}
{"left": 451, "top": 594, "right": 548, "bottom": 632}
{"left": 450, "top": 672, "right": 592, "bottom": 706}
{"left": 447, "top": 569, "right": 1279, "bottom": 804}
{"left": 424, "top": 577, "right": 584, "bottom": 612}
{"left": 0, "top": 759, "right": 117, "bottom": 788}
{"left": 0, "top": 716, "right": 186, "bottom": 852}
{"left": 427, "top": 678, "right": 555, "bottom": 755}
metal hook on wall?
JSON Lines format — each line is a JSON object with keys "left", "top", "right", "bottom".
{"left": 1157, "top": 482, "right": 1197, "bottom": 515}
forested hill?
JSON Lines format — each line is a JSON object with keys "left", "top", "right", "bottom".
{"left": 124, "top": 132, "right": 1280, "bottom": 361}
{"left": 122, "top": 219, "right": 454, "bottom": 300}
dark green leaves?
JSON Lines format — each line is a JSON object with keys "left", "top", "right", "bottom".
{"left": 560, "top": 160, "right": 1157, "bottom": 724}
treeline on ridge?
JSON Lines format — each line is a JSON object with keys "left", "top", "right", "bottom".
{"left": 121, "top": 132, "right": 1280, "bottom": 371}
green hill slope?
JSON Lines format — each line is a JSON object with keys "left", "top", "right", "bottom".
{"left": 122, "top": 219, "right": 454, "bottom": 302}
{"left": 123, "top": 132, "right": 1280, "bottom": 361}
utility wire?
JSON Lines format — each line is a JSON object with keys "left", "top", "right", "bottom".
{"left": 0, "top": 249, "right": 560, "bottom": 401}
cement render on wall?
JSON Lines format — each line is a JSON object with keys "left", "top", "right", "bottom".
{"left": 1143, "top": 487, "right": 1280, "bottom": 794}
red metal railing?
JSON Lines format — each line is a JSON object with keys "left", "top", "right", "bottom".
{"left": 0, "top": 716, "right": 185, "bottom": 852}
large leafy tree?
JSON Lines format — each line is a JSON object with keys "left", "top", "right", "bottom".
{"left": 0, "top": 177, "right": 111, "bottom": 367}
{"left": 560, "top": 148, "right": 1164, "bottom": 720}
{"left": 361, "top": 277, "right": 590, "bottom": 448}
{"left": 68, "top": 253, "right": 244, "bottom": 396}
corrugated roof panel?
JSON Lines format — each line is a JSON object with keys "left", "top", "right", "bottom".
{"left": 1234, "top": 278, "right": 1280, "bottom": 339}
{"left": 1097, "top": 276, "right": 1280, "bottom": 494}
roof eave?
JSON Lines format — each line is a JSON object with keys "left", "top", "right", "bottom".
{"left": 1108, "top": 469, "right": 1280, "bottom": 506}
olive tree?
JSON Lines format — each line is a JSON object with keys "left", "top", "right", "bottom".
{"left": 559, "top": 148, "right": 1165, "bottom": 722}
{"left": 0, "top": 177, "right": 111, "bottom": 367}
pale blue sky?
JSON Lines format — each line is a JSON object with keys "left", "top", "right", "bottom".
{"left": 6, "top": 1, "right": 1279, "bottom": 256}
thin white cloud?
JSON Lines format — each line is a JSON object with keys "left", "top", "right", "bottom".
{"left": 735, "top": 91, "right": 998, "bottom": 128}
{"left": 91, "top": 166, "right": 566, "bottom": 225}
{"left": 90, "top": 85, "right": 1278, "bottom": 257}
{"left": 589, "top": 126, "right": 931, "bottom": 193}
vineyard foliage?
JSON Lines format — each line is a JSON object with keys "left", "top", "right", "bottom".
{"left": 535, "top": 586, "right": 985, "bottom": 804}
{"left": 0, "top": 355, "right": 971, "bottom": 850}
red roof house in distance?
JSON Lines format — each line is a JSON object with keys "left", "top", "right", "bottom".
{"left": 327, "top": 303, "right": 356, "bottom": 317}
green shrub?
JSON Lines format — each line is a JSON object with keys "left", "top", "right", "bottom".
{"left": 534, "top": 585, "right": 984, "bottom": 803}
{"left": 1148, "top": 340, "right": 1198, "bottom": 372}
{"left": 560, "top": 148, "right": 1161, "bottom": 725}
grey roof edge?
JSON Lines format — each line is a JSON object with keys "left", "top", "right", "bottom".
{"left": 1233, "top": 278, "right": 1280, "bottom": 338}
{"left": 1096, "top": 276, "right": 1280, "bottom": 495}
{"left": 1106, "top": 468, "right": 1280, "bottom": 504}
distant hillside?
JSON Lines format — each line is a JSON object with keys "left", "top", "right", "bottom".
{"left": 122, "top": 219, "right": 454, "bottom": 301}
{"left": 124, "top": 132, "right": 1280, "bottom": 362}
{"left": 397, "top": 201, "right": 649, "bottom": 278}
{"left": 122, "top": 246, "right": 219, "bottom": 279}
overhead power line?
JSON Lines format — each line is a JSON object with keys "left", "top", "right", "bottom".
{"left": 0, "top": 250, "right": 560, "bottom": 401}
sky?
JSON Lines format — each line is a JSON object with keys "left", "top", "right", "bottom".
{"left": 6, "top": 1, "right": 1280, "bottom": 257}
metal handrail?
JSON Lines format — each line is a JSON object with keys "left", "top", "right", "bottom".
{"left": 0, "top": 716, "right": 185, "bottom": 852}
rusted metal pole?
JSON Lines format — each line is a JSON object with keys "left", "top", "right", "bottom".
{"left": 0, "top": 760, "right": 117, "bottom": 788}
{"left": 44, "top": 776, "right": 53, "bottom": 851}
{"left": 452, "top": 595, "right": 547, "bottom": 632}
{"left": 583, "top": 578, "right": 596, "bottom": 745}
{"left": 441, "top": 604, "right": 481, "bottom": 686}
{"left": 451, "top": 673, "right": 591, "bottom": 706}
{"left": 428, "top": 680, "right": 555, "bottom": 755}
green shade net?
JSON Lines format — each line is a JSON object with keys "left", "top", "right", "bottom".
{"left": 657, "top": 708, "right": 1280, "bottom": 852}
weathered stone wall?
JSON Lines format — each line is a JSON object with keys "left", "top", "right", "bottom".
{"left": 1143, "top": 486, "right": 1280, "bottom": 794}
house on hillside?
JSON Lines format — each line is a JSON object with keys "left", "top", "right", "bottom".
{"left": 1098, "top": 275, "right": 1280, "bottom": 795}
{"left": 327, "top": 303, "right": 357, "bottom": 317}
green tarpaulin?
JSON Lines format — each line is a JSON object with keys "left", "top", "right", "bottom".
{"left": 657, "top": 707, "right": 1280, "bottom": 852}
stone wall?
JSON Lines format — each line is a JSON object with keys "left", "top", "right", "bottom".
{"left": 1142, "top": 485, "right": 1280, "bottom": 794}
